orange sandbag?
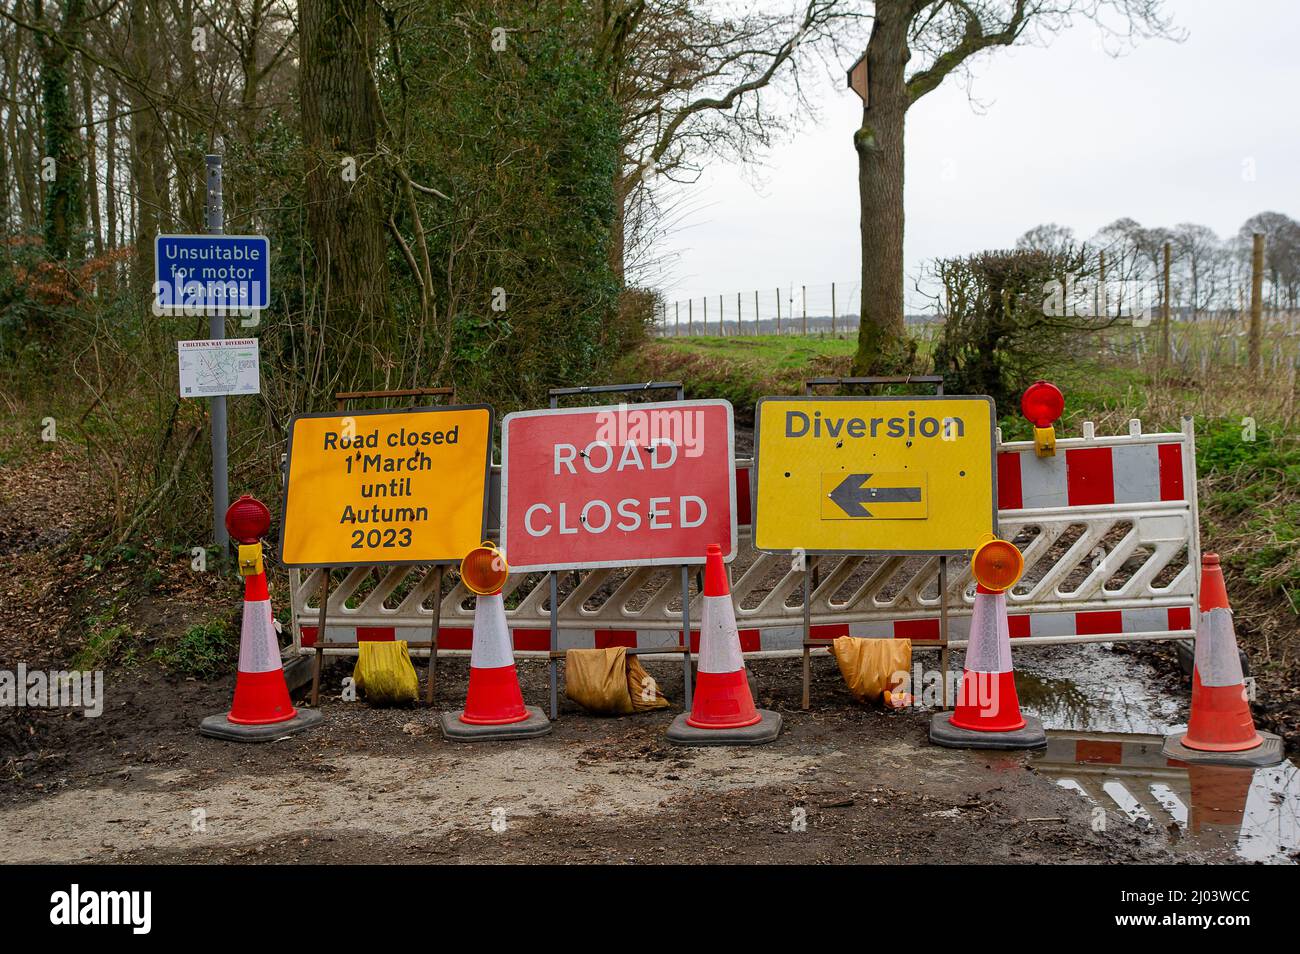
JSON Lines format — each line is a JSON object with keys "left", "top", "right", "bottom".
{"left": 627, "top": 654, "right": 669, "bottom": 712}
{"left": 830, "top": 636, "right": 912, "bottom": 706}
{"left": 565, "top": 647, "right": 671, "bottom": 714}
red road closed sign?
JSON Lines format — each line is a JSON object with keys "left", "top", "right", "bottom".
{"left": 501, "top": 400, "right": 737, "bottom": 571}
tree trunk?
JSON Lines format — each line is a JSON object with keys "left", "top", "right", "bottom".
{"left": 852, "top": 0, "right": 910, "bottom": 375}
{"left": 106, "top": 81, "right": 118, "bottom": 248}
{"left": 80, "top": 50, "right": 103, "bottom": 257}
{"left": 299, "top": 0, "right": 392, "bottom": 343}
{"left": 127, "top": 0, "right": 164, "bottom": 292}
{"left": 40, "top": 0, "right": 87, "bottom": 261}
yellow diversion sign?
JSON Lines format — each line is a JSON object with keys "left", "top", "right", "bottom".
{"left": 279, "top": 405, "right": 492, "bottom": 567}
{"left": 753, "top": 396, "right": 996, "bottom": 555}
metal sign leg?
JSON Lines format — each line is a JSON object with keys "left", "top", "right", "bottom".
{"left": 939, "top": 556, "right": 951, "bottom": 709}
{"left": 802, "top": 568, "right": 812, "bottom": 710}
{"left": 425, "top": 565, "right": 443, "bottom": 705}
{"left": 681, "top": 565, "right": 693, "bottom": 710}
{"left": 549, "top": 571, "right": 559, "bottom": 720}
{"left": 309, "top": 570, "right": 331, "bottom": 707}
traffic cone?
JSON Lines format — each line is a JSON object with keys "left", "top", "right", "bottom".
{"left": 200, "top": 507, "right": 322, "bottom": 741}
{"left": 440, "top": 588, "right": 550, "bottom": 742}
{"left": 666, "top": 544, "right": 781, "bottom": 745}
{"left": 930, "top": 583, "right": 1045, "bottom": 749}
{"left": 1162, "top": 554, "right": 1282, "bottom": 766}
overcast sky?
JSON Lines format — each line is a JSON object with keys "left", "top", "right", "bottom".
{"left": 648, "top": 0, "right": 1300, "bottom": 317}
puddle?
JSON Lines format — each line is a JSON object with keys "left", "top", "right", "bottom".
{"left": 1001, "top": 642, "right": 1185, "bottom": 734}
{"left": 978, "top": 643, "right": 1300, "bottom": 862}
{"left": 1032, "top": 731, "right": 1300, "bottom": 864}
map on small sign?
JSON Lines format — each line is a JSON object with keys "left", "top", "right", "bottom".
{"left": 753, "top": 395, "right": 996, "bottom": 555}
{"left": 177, "top": 338, "right": 260, "bottom": 397}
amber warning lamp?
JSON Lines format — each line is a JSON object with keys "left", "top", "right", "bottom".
{"left": 971, "top": 534, "right": 1025, "bottom": 594}
{"left": 1021, "top": 380, "right": 1064, "bottom": 458}
{"left": 461, "top": 542, "right": 509, "bottom": 596}
{"left": 226, "top": 494, "right": 271, "bottom": 577}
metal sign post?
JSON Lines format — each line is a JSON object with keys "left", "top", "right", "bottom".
{"left": 205, "top": 155, "right": 229, "bottom": 553}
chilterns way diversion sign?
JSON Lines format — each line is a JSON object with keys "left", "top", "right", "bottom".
{"left": 279, "top": 405, "right": 492, "bottom": 567}
{"left": 753, "top": 396, "right": 996, "bottom": 555}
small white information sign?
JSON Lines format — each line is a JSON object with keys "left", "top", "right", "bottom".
{"left": 177, "top": 338, "right": 261, "bottom": 398}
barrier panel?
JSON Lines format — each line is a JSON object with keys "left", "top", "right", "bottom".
{"left": 289, "top": 416, "right": 1199, "bottom": 658}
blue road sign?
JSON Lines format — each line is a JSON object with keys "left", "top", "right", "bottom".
{"left": 154, "top": 234, "right": 270, "bottom": 313}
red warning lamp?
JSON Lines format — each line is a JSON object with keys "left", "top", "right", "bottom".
{"left": 226, "top": 494, "right": 271, "bottom": 545}
{"left": 1020, "top": 380, "right": 1064, "bottom": 458}
{"left": 1021, "top": 380, "right": 1064, "bottom": 428}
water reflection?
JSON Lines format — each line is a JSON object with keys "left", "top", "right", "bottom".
{"left": 1032, "top": 730, "right": 1300, "bottom": 864}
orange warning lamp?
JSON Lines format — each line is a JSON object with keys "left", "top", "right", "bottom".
{"left": 461, "top": 542, "right": 509, "bottom": 595}
{"left": 971, "top": 535, "right": 1024, "bottom": 593}
{"left": 1021, "top": 380, "right": 1064, "bottom": 458}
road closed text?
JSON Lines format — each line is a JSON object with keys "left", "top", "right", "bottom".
{"left": 524, "top": 440, "right": 706, "bottom": 537}
{"left": 502, "top": 401, "right": 737, "bottom": 571}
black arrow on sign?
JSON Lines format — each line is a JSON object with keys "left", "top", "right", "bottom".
{"left": 829, "top": 473, "right": 922, "bottom": 517}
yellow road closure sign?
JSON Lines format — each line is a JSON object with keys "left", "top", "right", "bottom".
{"left": 753, "top": 396, "right": 996, "bottom": 555}
{"left": 279, "top": 405, "right": 492, "bottom": 567}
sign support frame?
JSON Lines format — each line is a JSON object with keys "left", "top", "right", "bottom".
{"left": 306, "top": 386, "right": 457, "bottom": 707}
{"left": 794, "top": 376, "right": 954, "bottom": 710}
{"left": 542, "top": 382, "right": 695, "bottom": 720}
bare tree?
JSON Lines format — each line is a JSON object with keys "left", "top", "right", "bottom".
{"left": 1171, "top": 222, "right": 1220, "bottom": 319}
{"left": 851, "top": 0, "right": 1179, "bottom": 374}
{"left": 1016, "top": 222, "right": 1075, "bottom": 254}
{"left": 592, "top": 0, "right": 857, "bottom": 282}
{"left": 1238, "top": 211, "right": 1300, "bottom": 310}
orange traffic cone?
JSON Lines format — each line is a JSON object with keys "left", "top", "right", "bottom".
{"left": 666, "top": 544, "right": 780, "bottom": 745}
{"left": 931, "top": 537, "right": 1044, "bottom": 750}
{"left": 1162, "top": 554, "right": 1282, "bottom": 766}
{"left": 201, "top": 495, "right": 322, "bottom": 742}
{"left": 440, "top": 544, "right": 550, "bottom": 741}
{"left": 461, "top": 590, "right": 529, "bottom": 725}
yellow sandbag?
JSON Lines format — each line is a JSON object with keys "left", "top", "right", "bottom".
{"left": 566, "top": 647, "right": 634, "bottom": 715}
{"left": 353, "top": 640, "right": 419, "bottom": 706}
{"left": 627, "top": 654, "right": 669, "bottom": 712}
{"left": 830, "top": 636, "right": 912, "bottom": 705}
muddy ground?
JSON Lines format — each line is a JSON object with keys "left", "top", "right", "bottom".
{"left": 0, "top": 647, "right": 1216, "bottom": 865}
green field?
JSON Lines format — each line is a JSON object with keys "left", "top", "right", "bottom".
{"left": 655, "top": 334, "right": 859, "bottom": 367}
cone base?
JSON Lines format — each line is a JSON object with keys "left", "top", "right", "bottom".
{"left": 929, "top": 711, "right": 1046, "bottom": 750}
{"left": 1162, "top": 731, "right": 1283, "bottom": 768}
{"left": 666, "top": 709, "right": 782, "bottom": 746}
{"left": 199, "top": 707, "right": 322, "bottom": 743}
{"left": 440, "top": 706, "right": 552, "bottom": 743}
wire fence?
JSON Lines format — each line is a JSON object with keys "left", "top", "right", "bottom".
{"left": 653, "top": 281, "right": 881, "bottom": 337}
{"left": 649, "top": 281, "right": 1300, "bottom": 375}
